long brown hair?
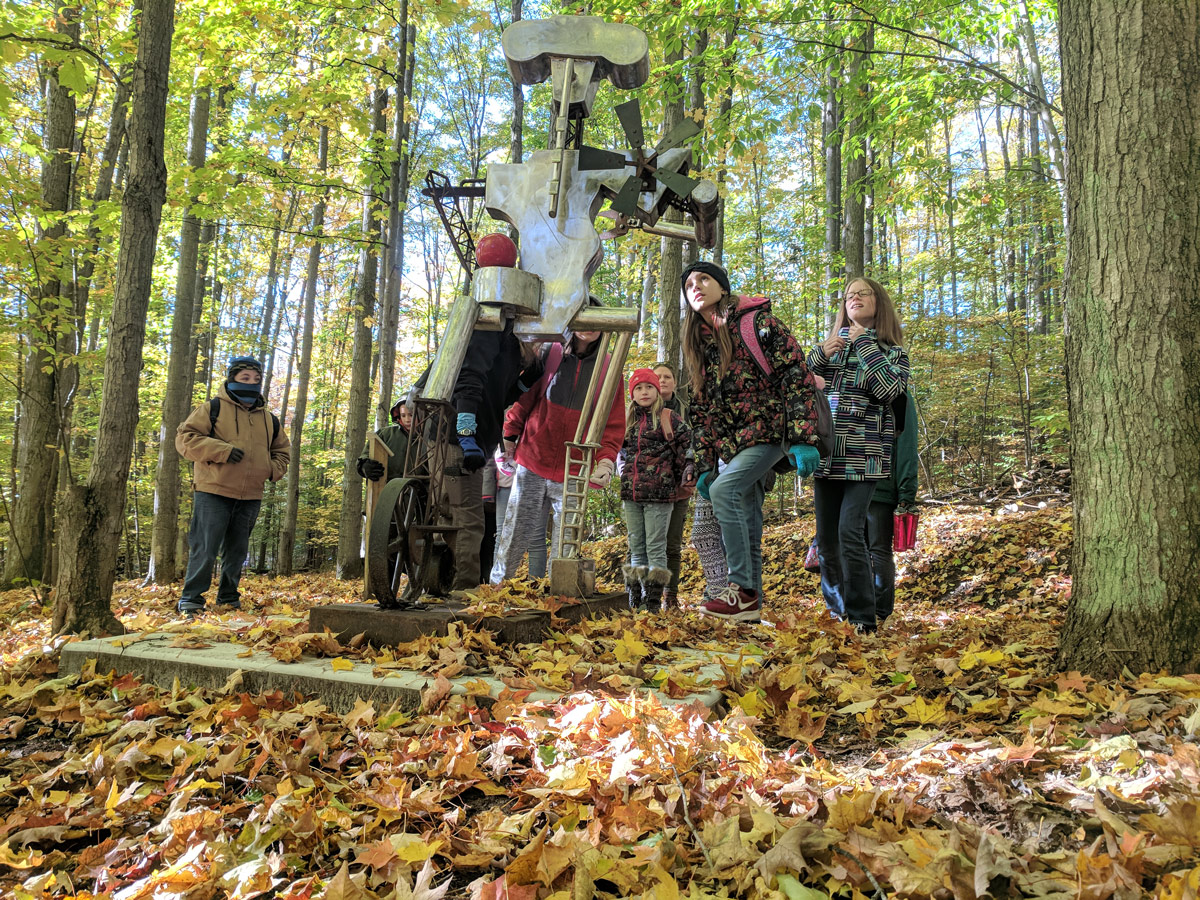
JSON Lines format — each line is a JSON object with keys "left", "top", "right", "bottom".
{"left": 682, "top": 291, "right": 738, "bottom": 400}
{"left": 832, "top": 277, "right": 904, "bottom": 346}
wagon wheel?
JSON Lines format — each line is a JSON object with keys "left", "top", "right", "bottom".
{"left": 367, "top": 477, "right": 453, "bottom": 608}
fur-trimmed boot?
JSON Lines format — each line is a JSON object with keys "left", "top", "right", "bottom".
{"left": 661, "top": 588, "right": 678, "bottom": 612}
{"left": 642, "top": 566, "right": 671, "bottom": 614}
{"left": 624, "top": 564, "right": 647, "bottom": 611}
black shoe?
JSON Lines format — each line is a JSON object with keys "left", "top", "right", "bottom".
{"left": 215, "top": 599, "right": 242, "bottom": 611}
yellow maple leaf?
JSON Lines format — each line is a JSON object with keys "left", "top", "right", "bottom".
{"left": 330, "top": 657, "right": 355, "bottom": 672}
{"left": 613, "top": 630, "right": 649, "bottom": 663}
{"left": 391, "top": 834, "right": 442, "bottom": 862}
{"left": 738, "top": 689, "right": 769, "bottom": 718}
{"left": 960, "top": 642, "right": 1006, "bottom": 671}
{"left": 903, "top": 695, "right": 949, "bottom": 725}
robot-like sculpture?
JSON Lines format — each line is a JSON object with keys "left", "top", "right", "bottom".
{"left": 368, "top": 15, "right": 717, "bottom": 607}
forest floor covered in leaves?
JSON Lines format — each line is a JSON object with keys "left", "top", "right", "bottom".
{"left": 1, "top": 505, "right": 1199, "bottom": 900}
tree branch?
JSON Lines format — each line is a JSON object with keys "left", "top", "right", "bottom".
{"left": 0, "top": 32, "right": 125, "bottom": 86}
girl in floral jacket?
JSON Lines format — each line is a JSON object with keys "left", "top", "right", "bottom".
{"left": 682, "top": 262, "right": 823, "bottom": 623}
{"left": 806, "top": 276, "right": 910, "bottom": 633}
{"left": 619, "top": 369, "right": 691, "bottom": 612}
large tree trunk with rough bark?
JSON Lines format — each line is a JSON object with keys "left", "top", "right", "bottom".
{"left": 3, "top": 4, "right": 79, "bottom": 591}
{"left": 146, "top": 80, "right": 211, "bottom": 584}
{"left": 337, "top": 88, "right": 387, "bottom": 579}
{"left": 1056, "top": 0, "right": 1200, "bottom": 676}
{"left": 53, "top": 0, "right": 175, "bottom": 636}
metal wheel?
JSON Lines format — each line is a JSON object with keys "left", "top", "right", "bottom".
{"left": 367, "top": 477, "right": 452, "bottom": 608}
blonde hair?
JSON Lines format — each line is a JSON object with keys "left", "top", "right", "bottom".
{"left": 626, "top": 392, "right": 664, "bottom": 437}
{"left": 832, "top": 277, "right": 904, "bottom": 346}
{"left": 681, "top": 291, "right": 737, "bottom": 401}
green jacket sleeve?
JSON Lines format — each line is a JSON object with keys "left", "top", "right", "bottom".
{"left": 895, "top": 391, "right": 919, "bottom": 505}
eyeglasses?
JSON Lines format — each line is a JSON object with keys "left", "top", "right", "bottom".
{"left": 846, "top": 289, "right": 874, "bottom": 300}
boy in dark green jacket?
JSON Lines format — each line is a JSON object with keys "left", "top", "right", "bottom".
{"left": 357, "top": 399, "right": 412, "bottom": 483}
{"left": 866, "top": 389, "right": 919, "bottom": 627}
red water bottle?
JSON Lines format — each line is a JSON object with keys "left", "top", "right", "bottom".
{"left": 893, "top": 512, "right": 918, "bottom": 551}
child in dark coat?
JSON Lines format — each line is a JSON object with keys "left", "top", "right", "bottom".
{"left": 619, "top": 369, "right": 691, "bottom": 612}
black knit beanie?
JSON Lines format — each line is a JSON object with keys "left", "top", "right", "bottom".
{"left": 680, "top": 260, "right": 731, "bottom": 295}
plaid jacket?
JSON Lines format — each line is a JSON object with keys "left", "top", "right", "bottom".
{"left": 806, "top": 328, "right": 910, "bottom": 480}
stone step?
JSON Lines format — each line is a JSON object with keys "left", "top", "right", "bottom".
{"left": 307, "top": 592, "right": 629, "bottom": 647}
{"left": 58, "top": 624, "right": 744, "bottom": 716}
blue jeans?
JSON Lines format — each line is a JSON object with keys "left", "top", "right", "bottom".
{"left": 708, "top": 444, "right": 784, "bottom": 592}
{"left": 623, "top": 500, "right": 673, "bottom": 571}
{"left": 866, "top": 500, "right": 896, "bottom": 622}
{"left": 179, "top": 492, "right": 262, "bottom": 610}
{"left": 813, "top": 478, "right": 877, "bottom": 626}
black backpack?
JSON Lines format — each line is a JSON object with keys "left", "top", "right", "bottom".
{"left": 209, "top": 397, "right": 281, "bottom": 444}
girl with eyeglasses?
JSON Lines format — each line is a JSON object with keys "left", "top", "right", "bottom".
{"left": 806, "top": 277, "right": 910, "bottom": 633}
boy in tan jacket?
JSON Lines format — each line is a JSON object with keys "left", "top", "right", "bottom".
{"left": 175, "top": 356, "right": 290, "bottom": 614}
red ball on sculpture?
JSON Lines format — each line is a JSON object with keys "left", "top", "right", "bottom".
{"left": 475, "top": 233, "right": 519, "bottom": 268}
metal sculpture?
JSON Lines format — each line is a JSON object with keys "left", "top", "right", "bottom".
{"left": 368, "top": 14, "right": 718, "bottom": 608}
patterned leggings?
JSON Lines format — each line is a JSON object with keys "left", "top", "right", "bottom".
{"left": 490, "top": 465, "right": 563, "bottom": 583}
{"left": 690, "top": 495, "right": 728, "bottom": 599}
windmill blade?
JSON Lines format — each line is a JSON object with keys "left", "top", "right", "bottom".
{"left": 609, "top": 176, "right": 644, "bottom": 217}
{"left": 614, "top": 99, "right": 645, "bottom": 151}
{"left": 577, "top": 145, "right": 627, "bottom": 171}
{"left": 655, "top": 117, "right": 702, "bottom": 153}
{"left": 656, "top": 168, "right": 701, "bottom": 199}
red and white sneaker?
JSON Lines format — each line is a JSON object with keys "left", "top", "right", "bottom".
{"left": 699, "top": 584, "right": 760, "bottom": 622}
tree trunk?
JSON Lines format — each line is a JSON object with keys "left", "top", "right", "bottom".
{"left": 1057, "top": 0, "right": 1200, "bottom": 676}
{"left": 655, "top": 41, "right": 686, "bottom": 373}
{"left": 712, "top": 21, "right": 738, "bottom": 265}
{"left": 53, "top": 0, "right": 175, "bottom": 636}
{"left": 682, "top": 27, "right": 708, "bottom": 272}
{"left": 639, "top": 247, "right": 657, "bottom": 353}
{"left": 3, "top": 4, "right": 79, "bottom": 591}
{"left": 841, "top": 22, "right": 870, "bottom": 281}
{"left": 822, "top": 13, "right": 843, "bottom": 330}
{"left": 1016, "top": 0, "right": 1066, "bottom": 186}
{"left": 278, "top": 126, "right": 327, "bottom": 576}
{"left": 943, "top": 115, "right": 958, "bottom": 323}
{"left": 146, "top": 80, "right": 210, "bottom": 584}
{"left": 377, "top": 13, "right": 414, "bottom": 429}
{"left": 336, "top": 88, "right": 387, "bottom": 579}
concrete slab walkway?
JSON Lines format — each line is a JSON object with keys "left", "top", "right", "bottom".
{"left": 59, "top": 630, "right": 754, "bottom": 715}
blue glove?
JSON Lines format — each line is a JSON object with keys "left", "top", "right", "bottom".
{"left": 457, "top": 434, "right": 486, "bottom": 472}
{"left": 696, "top": 471, "right": 715, "bottom": 501}
{"left": 789, "top": 444, "right": 821, "bottom": 478}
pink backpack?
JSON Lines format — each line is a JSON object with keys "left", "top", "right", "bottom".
{"left": 736, "top": 301, "right": 834, "bottom": 459}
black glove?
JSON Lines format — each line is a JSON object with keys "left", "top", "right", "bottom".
{"left": 227, "top": 447, "right": 245, "bottom": 463}
{"left": 457, "top": 435, "right": 486, "bottom": 472}
{"left": 357, "top": 458, "right": 385, "bottom": 481}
